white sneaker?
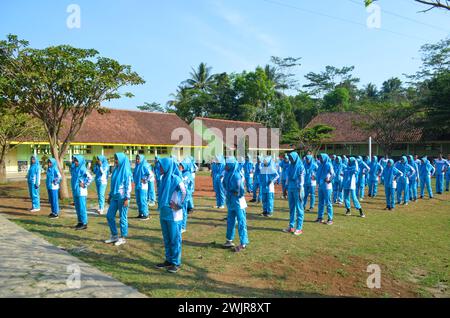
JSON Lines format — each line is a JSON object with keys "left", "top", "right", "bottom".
{"left": 181, "top": 229, "right": 187, "bottom": 234}
{"left": 114, "top": 238, "right": 126, "bottom": 246}
{"left": 223, "top": 240, "right": 235, "bottom": 248}
{"left": 218, "top": 206, "right": 225, "bottom": 209}
{"left": 148, "top": 202, "right": 156, "bottom": 207}
{"left": 98, "top": 209, "right": 104, "bottom": 215}
{"left": 30, "top": 209, "right": 40, "bottom": 213}
{"left": 105, "top": 236, "right": 119, "bottom": 244}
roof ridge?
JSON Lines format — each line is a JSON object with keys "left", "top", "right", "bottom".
{"left": 194, "top": 117, "right": 262, "bottom": 125}
{"left": 101, "top": 107, "right": 175, "bottom": 115}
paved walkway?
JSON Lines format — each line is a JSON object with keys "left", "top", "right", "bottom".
{"left": 0, "top": 213, "right": 146, "bottom": 298}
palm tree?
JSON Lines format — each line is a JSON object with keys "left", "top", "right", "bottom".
{"left": 183, "top": 62, "right": 214, "bottom": 91}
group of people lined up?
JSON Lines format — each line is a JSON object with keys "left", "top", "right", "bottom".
{"left": 210, "top": 152, "right": 450, "bottom": 238}
{"left": 24, "top": 151, "right": 449, "bottom": 273}
{"left": 25, "top": 153, "right": 197, "bottom": 273}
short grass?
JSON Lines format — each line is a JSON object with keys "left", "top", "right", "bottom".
{"left": 0, "top": 179, "right": 449, "bottom": 298}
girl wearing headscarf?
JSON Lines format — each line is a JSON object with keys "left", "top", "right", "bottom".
{"left": 155, "top": 157, "right": 186, "bottom": 273}
{"left": 105, "top": 153, "right": 132, "bottom": 246}
{"left": 356, "top": 156, "right": 370, "bottom": 201}
{"left": 243, "top": 155, "right": 255, "bottom": 194}
{"left": 222, "top": 156, "right": 249, "bottom": 251}
{"left": 93, "top": 155, "right": 109, "bottom": 215}
{"left": 382, "top": 159, "right": 403, "bottom": 210}
{"left": 187, "top": 156, "right": 198, "bottom": 213}
{"left": 315, "top": 153, "right": 335, "bottom": 225}
{"left": 133, "top": 154, "right": 151, "bottom": 220}
{"left": 259, "top": 156, "right": 279, "bottom": 217}
{"left": 407, "top": 155, "right": 420, "bottom": 202}
{"left": 26, "top": 155, "right": 41, "bottom": 212}
{"left": 212, "top": 155, "right": 226, "bottom": 209}
{"left": 46, "top": 158, "right": 62, "bottom": 218}
{"left": 342, "top": 157, "right": 365, "bottom": 217}
{"left": 147, "top": 164, "right": 156, "bottom": 207}
{"left": 279, "top": 154, "right": 290, "bottom": 199}
{"left": 332, "top": 156, "right": 344, "bottom": 205}
{"left": 283, "top": 151, "right": 305, "bottom": 236}
{"left": 419, "top": 156, "right": 435, "bottom": 199}
{"left": 303, "top": 155, "right": 318, "bottom": 212}
{"left": 179, "top": 159, "right": 194, "bottom": 233}
{"left": 70, "top": 155, "right": 93, "bottom": 230}
{"left": 367, "top": 156, "right": 383, "bottom": 198}
{"left": 394, "top": 156, "right": 415, "bottom": 205}
{"left": 445, "top": 156, "right": 450, "bottom": 192}
{"left": 250, "top": 156, "right": 263, "bottom": 203}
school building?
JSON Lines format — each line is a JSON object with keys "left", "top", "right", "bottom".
{"left": 6, "top": 109, "right": 204, "bottom": 176}
{"left": 190, "top": 117, "right": 293, "bottom": 162}
{"left": 306, "top": 112, "right": 450, "bottom": 157}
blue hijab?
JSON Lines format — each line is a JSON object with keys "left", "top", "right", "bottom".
{"left": 46, "top": 158, "right": 59, "bottom": 188}
{"left": 159, "top": 157, "right": 182, "bottom": 207}
{"left": 133, "top": 154, "right": 149, "bottom": 183}
{"left": 71, "top": 154, "right": 86, "bottom": 183}
{"left": 287, "top": 151, "right": 303, "bottom": 181}
{"left": 110, "top": 153, "right": 132, "bottom": 197}
{"left": 223, "top": 156, "right": 241, "bottom": 192}
{"left": 27, "top": 155, "right": 40, "bottom": 183}
{"left": 317, "top": 153, "right": 332, "bottom": 181}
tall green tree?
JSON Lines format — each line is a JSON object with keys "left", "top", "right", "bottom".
{"left": 183, "top": 62, "right": 214, "bottom": 91}
{"left": 0, "top": 35, "right": 144, "bottom": 198}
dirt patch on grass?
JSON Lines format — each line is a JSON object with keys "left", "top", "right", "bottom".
{"left": 210, "top": 254, "right": 419, "bottom": 298}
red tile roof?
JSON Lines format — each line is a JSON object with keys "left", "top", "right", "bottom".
{"left": 306, "top": 112, "right": 423, "bottom": 143}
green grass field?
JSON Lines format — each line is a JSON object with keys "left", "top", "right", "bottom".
{"left": 0, "top": 178, "right": 449, "bottom": 298}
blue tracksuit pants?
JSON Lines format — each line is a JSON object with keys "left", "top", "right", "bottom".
{"left": 344, "top": 189, "right": 361, "bottom": 210}
{"left": 28, "top": 183, "right": 40, "bottom": 209}
{"left": 47, "top": 189, "right": 59, "bottom": 215}
{"left": 436, "top": 173, "right": 444, "bottom": 193}
{"left": 226, "top": 208, "right": 249, "bottom": 246}
{"left": 303, "top": 185, "right": 316, "bottom": 210}
{"left": 420, "top": 176, "right": 433, "bottom": 198}
{"left": 107, "top": 198, "right": 129, "bottom": 237}
{"left": 262, "top": 192, "right": 274, "bottom": 215}
{"left": 136, "top": 188, "right": 149, "bottom": 217}
{"left": 318, "top": 187, "right": 333, "bottom": 221}
{"left": 147, "top": 181, "right": 156, "bottom": 203}
{"left": 288, "top": 188, "right": 304, "bottom": 230}
{"left": 396, "top": 178, "right": 409, "bottom": 204}
{"left": 213, "top": 178, "right": 225, "bottom": 207}
{"left": 160, "top": 216, "right": 182, "bottom": 266}
{"left": 385, "top": 187, "right": 396, "bottom": 209}
{"left": 74, "top": 195, "right": 87, "bottom": 224}
{"left": 244, "top": 174, "right": 253, "bottom": 193}
{"left": 96, "top": 182, "right": 107, "bottom": 211}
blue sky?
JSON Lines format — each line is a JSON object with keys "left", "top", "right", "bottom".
{"left": 1, "top": 0, "right": 449, "bottom": 110}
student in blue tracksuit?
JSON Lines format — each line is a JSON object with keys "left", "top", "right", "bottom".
{"left": 250, "top": 156, "right": 263, "bottom": 203}
{"left": 222, "top": 156, "right": 249, "bottom": 252}
{"left": 379, "top": 156, "right": 388, "bottom": 185}
{"left": 179, "top": 159, "right": 194, "bottom": 233}
{"left": 342, "top": 157, "right": 365, "bottom": 217}
{"left": 186, "top": 156, "right": 197, "bottom": 213}
{"left": 147, "top": 164, "right": 156, "bottom": 207}
{"left": 93, "top": 155, "right": 109, "bottom": 215}
{"left": 419, "top": 156, "right": 435, "bottom": 199}
{"left": 133, "top": 154, "right": 151, "bottom": 220}
{"left": 434, "top": 154, "right": 447, "bottom": 194}
{"left": 259, "top": 156, "right": 279, "bottom": 217}
{"left": 46, "top": 158, "right": 62, "bottom": 218}
{"left": 407, "top": 155, "right": 420, "bottom": 202}
{"left": 332, "top": 156, "right": 344, "bottom": 204}
{"left": 382, "top": 159, "right": 403, "bottom": 210}
{"left": 26, "top": 155, "right": 41, "bottom": 212}
{"left": 70, "top": 155, "right": 93, "bottom": 230}
{"left": 368, "top": 156, "right": 383, "bottom": 198}
{"left": 356, "top": 156, "right": 370, "bottom": 201}
{"left": 316, "top": 153, "right": 335, "bottom": 225}
{"left": 105, "top": 153, "right": 132, "bottom": 246}
{"left": 243, "top": 155, "right": 254, "bottom": 194}
{"left": 211, "top": 155, "right": 226, "bottom": 209}
{"left": 303, "top": 155, "right": 318, "bottom": 212}
{"left": 155, "top": 157, "right": 187, "bottom": 273}
{"left": 445, "top": 156, "right": 450, "bottom": 192}
{"left": 279, "top": 155, "right": 290, "bottom": 199}
{"left": 283, "top": 151, "right": 305, "bottom": 236}
{"left": 394, "top": 156, "right": 415, "bottom": 205}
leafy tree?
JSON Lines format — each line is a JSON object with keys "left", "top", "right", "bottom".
{"left": 264, "top": 56, "right": 302, "bottom": 94}
{"left": 303, "top": 65, "right": 360, "bottom": 98}
{"left": 137, "top": 102, "right": 166, "bottom": 112}
{"left": 0, "top": 108, "right": 43, "bottom": 182}
{"left": 355, "top": 102, "right": 418, "bottom": 156}
{"left": 283, "top": 124, "right": 335, "bottom": 155}
{"left": 0, "top": 34, "right": 144, "bottom": 198}
{"left": 322, "top": 87, "right": 351, "bottom": 112}
{"left": 360, "top": 83, "right": 379, "bottom": 102}
{"left": 290, "top": 93, "right": 320, "bottom": 129}
{"left": 380, "top": 77, "right": 405, "bottom": 102}
{"left": 183, "top": 62, "right": 214, "bottom": 91}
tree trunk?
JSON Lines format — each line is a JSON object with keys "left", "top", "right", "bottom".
{"left": 0, "top": 145, "right": 8, "bottom": 184}
{"left": 52, "top": 149, "right": 70, "bottom": 199}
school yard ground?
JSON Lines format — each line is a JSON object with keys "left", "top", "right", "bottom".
{"left": 0, "top": 173, "right": 449, "bottom": 298}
